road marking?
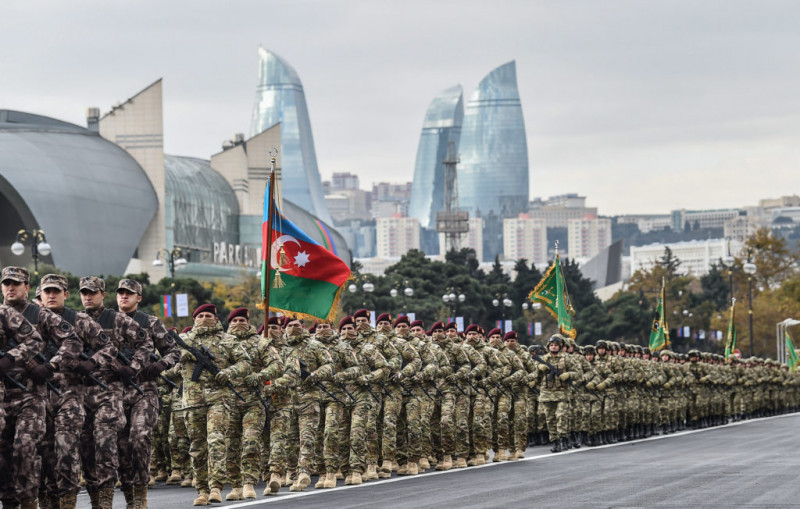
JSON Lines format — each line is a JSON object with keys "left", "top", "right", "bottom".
{"left": 222, "top": 413, "right": 797, "bottom": 507}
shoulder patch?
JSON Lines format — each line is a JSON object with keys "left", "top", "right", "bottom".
{"left": 60, "top": 321, "right": 72, "bottom": 333}
{"left": 137, "top": 330, "right": 147, "bottom": 340}
{"left": 98, "top": 331, "right": 109, "bottom": 344}
{"left": 18, "top": 321, "right": 32, "bottom": 335}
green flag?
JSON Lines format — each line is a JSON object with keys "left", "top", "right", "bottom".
{"left": 529, "top": 253, "right": 575, "bottom": 338}
{"left": 724, "top": 299, "right": 737, "bottom": 360}
{"left": 649, "top": 280, "right": 668, "bottom": 351}
{"left": 786, "top": 331, "right": 799, "bottom": 372}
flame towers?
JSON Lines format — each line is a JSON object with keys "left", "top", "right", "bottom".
{"left": 250, "top": 47, "right": 331, "bottom": 223}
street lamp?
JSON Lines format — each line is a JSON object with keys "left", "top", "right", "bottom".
{"left": 10, "top": 229, "right": 51, "bottom": 275}
{"left": 152, "top": 248, "right": 188, "bottom": 280}
{"left": 493, "top": 293, "right": 512, "bottom": 328}
{"left": 348, "top": 275, "right": 376, "bottom": 308}
{"left": 443, "top": 287, "right": 466, "bottom": 318}
{"left": 743, "top": 251, "right": 757, "bottom": 357}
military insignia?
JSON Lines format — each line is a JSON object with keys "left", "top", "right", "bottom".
{"left": 137, "top": 330, "right": 147, "bottom": 340}
{"left": 60, "top": 321, "right": 72, "bottom": 333}
{"left": 98, "top": 331, "right": 109, "bottom": 343}
{"left": 18, "top": 322, "right": 32, "bottom": 334}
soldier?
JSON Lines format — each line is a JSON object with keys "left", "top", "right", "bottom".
{"left": 270, "top": 317, "right": 333, "bottom": 493}
{"left": 0, "top": 267, "right": 82, "bottom": 509}
{"left": 536, "top": 334, "right": 581, "bottom": 453}
{"left": 225, "top": 307, "right": 280, "bottom": 500}
{"left": 37, "top": 274, "right": 117, "bottom": 509}
{"left": 177, "top": 303, "right": 251, "bottom": 505}
{"left": 468, "top": 325, "right": 508, "bottom": 464}
{"left": 114, "top": 278, "right": 180, "bottom": 508}
{"left": 431, "top": 321, "right": 467, "bottom": 470}
{"left": 502, "top": 331, "right": 531, "bottom": 459}
{"left": 487, "top": 328, "right": 524, "bottom": 461}
{"left": 79, "top": 276, "right": 152, "bottom": 508}
{"left": 0, "top": 295, "right": 45, "bottom": 509}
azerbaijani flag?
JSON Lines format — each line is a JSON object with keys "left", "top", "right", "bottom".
{"left": 162, "top": 294, "right": 172, "bottom": 318}
{"left": 261, "top": 179, "right": 351, "bottom": 321}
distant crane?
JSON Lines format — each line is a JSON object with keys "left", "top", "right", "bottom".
{"left": 435, "top": 140, "right": 469, "bottom": 252}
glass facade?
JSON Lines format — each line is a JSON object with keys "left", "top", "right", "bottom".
{"left": 409, "top": 85, "right": 463, "bottom": 229}
{"left": 249, "top": 47, "right": 332, "bottom": 224}
{"left": 458, "top": 60, "right": 529, "bottom": 223}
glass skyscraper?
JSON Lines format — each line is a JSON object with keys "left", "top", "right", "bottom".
{"left": 457, "top": 61, "right": 529, "bottom": 222}
{"left": 250, "top": 47, "right": 332, "bottom": 223}
{"left": 409, "top": 85, "right": 464, "bottom": 229}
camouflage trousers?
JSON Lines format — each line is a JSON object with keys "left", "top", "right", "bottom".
{"left": 540, "top": 399, "right": 569, "bottom": 441}
{"left": 81, "top": 381, "right": 125, "bottom": 491}
{"left": 470, "top": 391, "right": 493, "bottom": 457}
{"left": 510, "top": 393, "right": 527, "bottom": 452}
{"left": 381, "top": 385, "right": 403, "bottom": 463}
{"left": 268, "top": 402, "right": 292, "bottom": 476}
{"left": 151, "top": 399, "right": 171, "bottom": 474}
{"left": 186, "top": 400, "right": 230, "bottom": 493}
{"left": 226, "top": 402, "right": 266, "bottom": 486}
{"left": 341, "top": 391, "right": 371, "bottom": 474}
{"left": 119, "top": 387, "right": 160, "bottom": 487}
{"left": 318, "top": 399, "right": 344, "bottom": 474}
{"left": 291, "top": 398, "right": 321, "bottom": 475}
{"left": 493, "top": 390, "right": 512, "bottom": 451}
{"left": 602, "top": 393, "right": 618, "bottom": 431}
{"left": 587, "top": 398, "right": 603, "bottom": 434}
{"left": 397, "top": 394, "right": 422, "bottom": 464}
{"left": 418, "top": 386, "right": 436, "bottom": 459}
{"left": 40, "top": 384, "right": 85, "bottom": 497}
{"left": 364, "top": 387, "right": 381, "bottom": 464}
{"left": 169, "top": 409, "right": 190, "bottom": 475}
{"left": 453, "top": 391, "right": 471, "bottom": 459}
{"left": 0, "top": 388, "right": 45, "bottom": 502}
{"left": 432, "top": 391, "right": 455, "bottom": 459}
{"left": 526, "top": 389, "right": 538, "bottom": 435}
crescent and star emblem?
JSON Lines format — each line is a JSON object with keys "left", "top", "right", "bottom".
{"left": 270, "top": 235, "right": 311, "bottom": 271}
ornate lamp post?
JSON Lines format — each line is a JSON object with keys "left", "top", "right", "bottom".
{"left": 10, "top": 229, "right": 51, "bottom": 275}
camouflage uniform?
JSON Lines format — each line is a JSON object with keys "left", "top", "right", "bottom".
{"left": 457, "top": 339, "right": 485, "bottom": 463}
{"left": 399, "top": 333, "right": 439, "bottom": 468}
{"left": 431, "top": 331, "right": 466, "bottom": 465}
{"left": 360, "top": 325, "right": 400, "bottom": 469}
{"left": 0, "top": 302, "right": 45, "bottom": 508}
{"left": 161, "top": 364, "right": 191, "bottom": 483}
{"left": 179, "top": 322, "right": 251, "bottom": 497}
{"left": 491, "top": 338, "right": 524, "bottom": 456}
{"left": 470, "top": 338, "right": 508, "bottom": 461}
{"left": 536, "top": 339, "right": 581, "bottom": 449}
{"left": 379, "top": 329, "right": 419, "bottom": 475}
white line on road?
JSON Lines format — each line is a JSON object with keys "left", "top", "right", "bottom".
{"left": 222, "top": 412, "right": 797, "bottom": 507}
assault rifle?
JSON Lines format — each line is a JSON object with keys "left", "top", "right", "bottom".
{"left": 117, "top": 349, "right": 145, "bottom": 396}
{"left": 299, "top": 359, "right": 344, "bottom": 405}
{"left": 78, "top": 351, "right": 110, "bottom": 390}
{"left": 0, "top": 347, "right": 27, "bottom": 391}
{"left": 149, "top": 353, "right": 178, "bottom": 389}
{"left": 531, "top": 353, "right": 601, "bottom": 402}
{"left": 167, "top": 331, "right": 245, "bottom": 403}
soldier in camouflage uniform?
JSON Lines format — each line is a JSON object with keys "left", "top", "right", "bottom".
{"left": 468, "top": 325, "right": 508, "bottom": 464}
{"left": 503, "top": 332, "right": 532, "bottom": 458}
{"left": 38, "top": 274, "right": 117, "bottom": 509}
{"left": 431, "top": 321, "right": 467, "bottom": 470}
{"left": 0, "top": 288, "right": 45, "bottom": 509}
{"left": 177, "top": 303, "right": 251, "bottom": 505}
{"left": 536, "top": 334, "right": 581, "bottom": 453}
{"left": 161, "top": 352, "right": 192, "bottom": 487}
{"left": 420, "top": 322, "right": 449, "bottom": 470}
{"left": 114, "top": 278, "right": 180, "bottom": 507}
{"left": 225, "top": 307, "right": 281, "bottom": 500}
{"left": 340, "top": 316, "right": 389, "bottom": 484}
{"left": 486, "top": 328, "right": 524, "bottom": 461}
{"left": 270, "top": 318, "right": 333, "bottom": 493}
{"left": 1, "top": 267, "right": 83, "bottom": 509}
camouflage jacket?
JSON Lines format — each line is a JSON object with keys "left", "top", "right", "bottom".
{"left": 229, "top": 326, "right": 282, "bottom": 407}
{"left": 537, "top": 350, "right": 581, "bottom": 402}
{"left": 0, "top": 303, "right": 44, "bottom": 389}
{"left": 432, "top": 335, "right": 469, "bottom": 392}
{"left": 316, "top": 331, "right": 361, "bottom": 401}
{"left": 51, "top": 306, "right": 117, "bottom": 387}
{"left": 84, "top": 305, "right": 152, "bottom": 378}
{"left": 391, "top": 333, "right": 422, "bottom": 382}
{"left": 273, "top": 330, "right": 333, "bottom": 404}
{"left": 348, "top": 333, "right": 389, "bottom": 393}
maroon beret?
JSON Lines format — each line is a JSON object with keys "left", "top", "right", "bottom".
{"left": 376, "top": 313, "right": 392, "bottom": 324}
{"left": 503, "top": 331, "right": 518, "bottom": 341}
{"left": 465, "top": 324, "right": 481, "bottom": 334}
{"left": 353, "top": 308, "right": 370, "bottom": 319}
{"left": 410, "top": 320, "right": 425, "bottom": 330}
{"left": 339, "top": 316, "right": 354, "bottom": 331}
{"left": 267, "top": 316, "right": 283, "bottom": 326}
{"left": 393, "top": 315, "right": 410, "bottom": 327}
{"left": 257, "top": 324, "right": 265, "bottom": 335}
{"left": 227, "top": 307, "right": 249, "bottom": 323}
{"left": 181, "top": 326, "right": 193, "bottom": 334}
{"left": 430, "top": 321, "right": 445, "bottom": 332}
{"left": 193, "top": 303, "right": 217, "bottom": 319}
{"left": 445, "top": 322, "right": 458, "bottom": 331}
{"left": 308, "top": 321, "right": 319, "bottom": 334}
{"left": 487, "top": 327, "right": 502, "bottom": 338}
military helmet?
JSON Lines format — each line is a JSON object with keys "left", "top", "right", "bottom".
{"left": 643, "top": 347, "right": 651, "bottom": 355}
{"left": 583, "top": 345, "right": 596, "bottom": 354}
{"left": 688, "top": 349, "right": 701, "bottom": 357}
{"left": 564, "top": 338, "right": 575, "bottom": 348}
{"left": 596, "top": 340, "right": 608, "bottom": 349}
{"left": 547, "top": 334, "right": 565, "bottom": 346}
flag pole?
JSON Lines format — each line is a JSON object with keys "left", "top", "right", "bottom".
{"left": 262, "top": 155, "right": 277, "bottom": 338}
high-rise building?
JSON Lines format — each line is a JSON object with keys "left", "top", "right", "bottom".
{"left": 409, "top": 85, "right": 464, "bottom": 229}
{"left": 376, "top": 215, "right": 420, "bottom": 258}
{"left": 528, "top": 194, "right": 598, "bottom": 228}
{"left": 249, "top": 47, "right": 331, "bottom": 223}
{"left": 568, "top": 215, "right": 612, "bottom": 260}
{"left": 503, "top": 214, "right": 547, "bottom": 265}
{"left": 458, "top": 61, "right": 529, "bottom": 232}
{"left": 630, "top": 239, "right": 743, "bottom": 277}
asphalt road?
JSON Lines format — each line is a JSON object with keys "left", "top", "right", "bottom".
{"left": 78, "top": 413, "right": 800, "bottom": 508}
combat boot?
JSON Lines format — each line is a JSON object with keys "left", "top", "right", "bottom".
{"left": 267, "top": 473, "right": 282, "bottom": 495}
{"left": 527, "top": 432, "right": 535, "bottom": 446}
{"left": 155, "top": 469, "right": 169, "bottom": 482}
{"left": 418, "top": 457, "right": 430, "bottom": 471}
{"left": 507, "top": 450, "right": 519, "bottom": 461}
{"left": 283, "top": 471, "right": 293, "bottom": 486}
{"left": 344, "top": 473, "right": 353, "bottom": 485}
{"left": 407, "top": 462, "right": 419, "bottom": 475}
{"left": 289, "top": 472, "right": 311, "bottom": 492}
{"left": 60, "top": 493, "right": 78, "bottom": 509}
{"left": 242, "top": 484, "right": 256, "bottom": 499}
{"left": 98, "top": 489, "right": 115, "bottom": 509}
{"left": 315, "top": 475, "right": 328, "bottom": 489}
{"left": 435, "top": 455, "right": 452, "bottom": 470}
{"left": 573, "top": 432, "right": 582, "bottom": 449}
{"left": 335, "top": 469, "right": 344, "bottom": 479}
{"left": 322, "top": 473, "right": 337, "bottom": 489}
{"left": 226, "top": 487, "right": 243, "bottom": 501}
{"left": 122, "top": 485, "right": 135, "bottom": 509}
{"left": 550, "top": 439, "right": 563, "bottom": 453}
{"left": 455, "top": 457, "right": 468, "bottom": 468}
{"left": 181, "top": 476, "right": 194, "bottom": 488}
{"left": 493, "top": 449, "right": 508, "bottom": 462}
{"left": 38, "top": 493, "right": 54, "bottom": 509}
{"left": 192, "top": 493, "right": 209, "bottom": 506}
{"left": 397, "top": 463, "right": 409, "bottom": 475}
{"left": 514, "top": 450, "right": 525, "bottom": 459}
{"left": 133, "top": 484, "right": 148, "bottom": 509}
{"left": 379, "top": 460, "right": 393, "bottom": 478}
{"left": 87, "top": 491, "right": 100, "bottom": 509}
{"left": 466, "top": 456, "right": 479, "bottom": 466}
{"left": 166, "top": 470, "right": 182, "bottom": 485}
{"left": 350, "top": 472, "right": 363, "bottom": 485}
{"left": 208, "top": 488, "right": 222, "bottom": 503}
{"left": 366, "top": 463, "right": 379, "bottom": 480}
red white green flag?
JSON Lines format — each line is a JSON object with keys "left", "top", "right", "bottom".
{"left": 261, "top": 179, "right": 351, "bottom": 321}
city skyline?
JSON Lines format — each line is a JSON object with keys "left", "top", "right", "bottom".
{"left": 3, "top": 1, "right": 800, "bottom": 216}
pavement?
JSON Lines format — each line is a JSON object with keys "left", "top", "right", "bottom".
{"left": 78, "top": 412, "right": 800, "bottom": 508}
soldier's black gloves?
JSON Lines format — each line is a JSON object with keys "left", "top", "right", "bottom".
{"left": 75, "top": 359, "right": 97, "bottom": 377}
{"left": 0, "top": 355, "right": 14, "bottom": 375}
{"left": 140, "top": 361, "right": 167, "bottom": 382}
{"left": 115, "top": 365, "right": 136, "bottom": 382}
{"left": 30, "top": 363, "right": 55, "bottom": 384}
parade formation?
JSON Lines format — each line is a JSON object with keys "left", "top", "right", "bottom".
{"left": 0, "top": 265, "right": 799, "bottom": 508}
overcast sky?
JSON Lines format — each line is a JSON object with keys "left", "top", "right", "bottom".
{"left": 3, "top": 0, "right": 799, "bottom": 215}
